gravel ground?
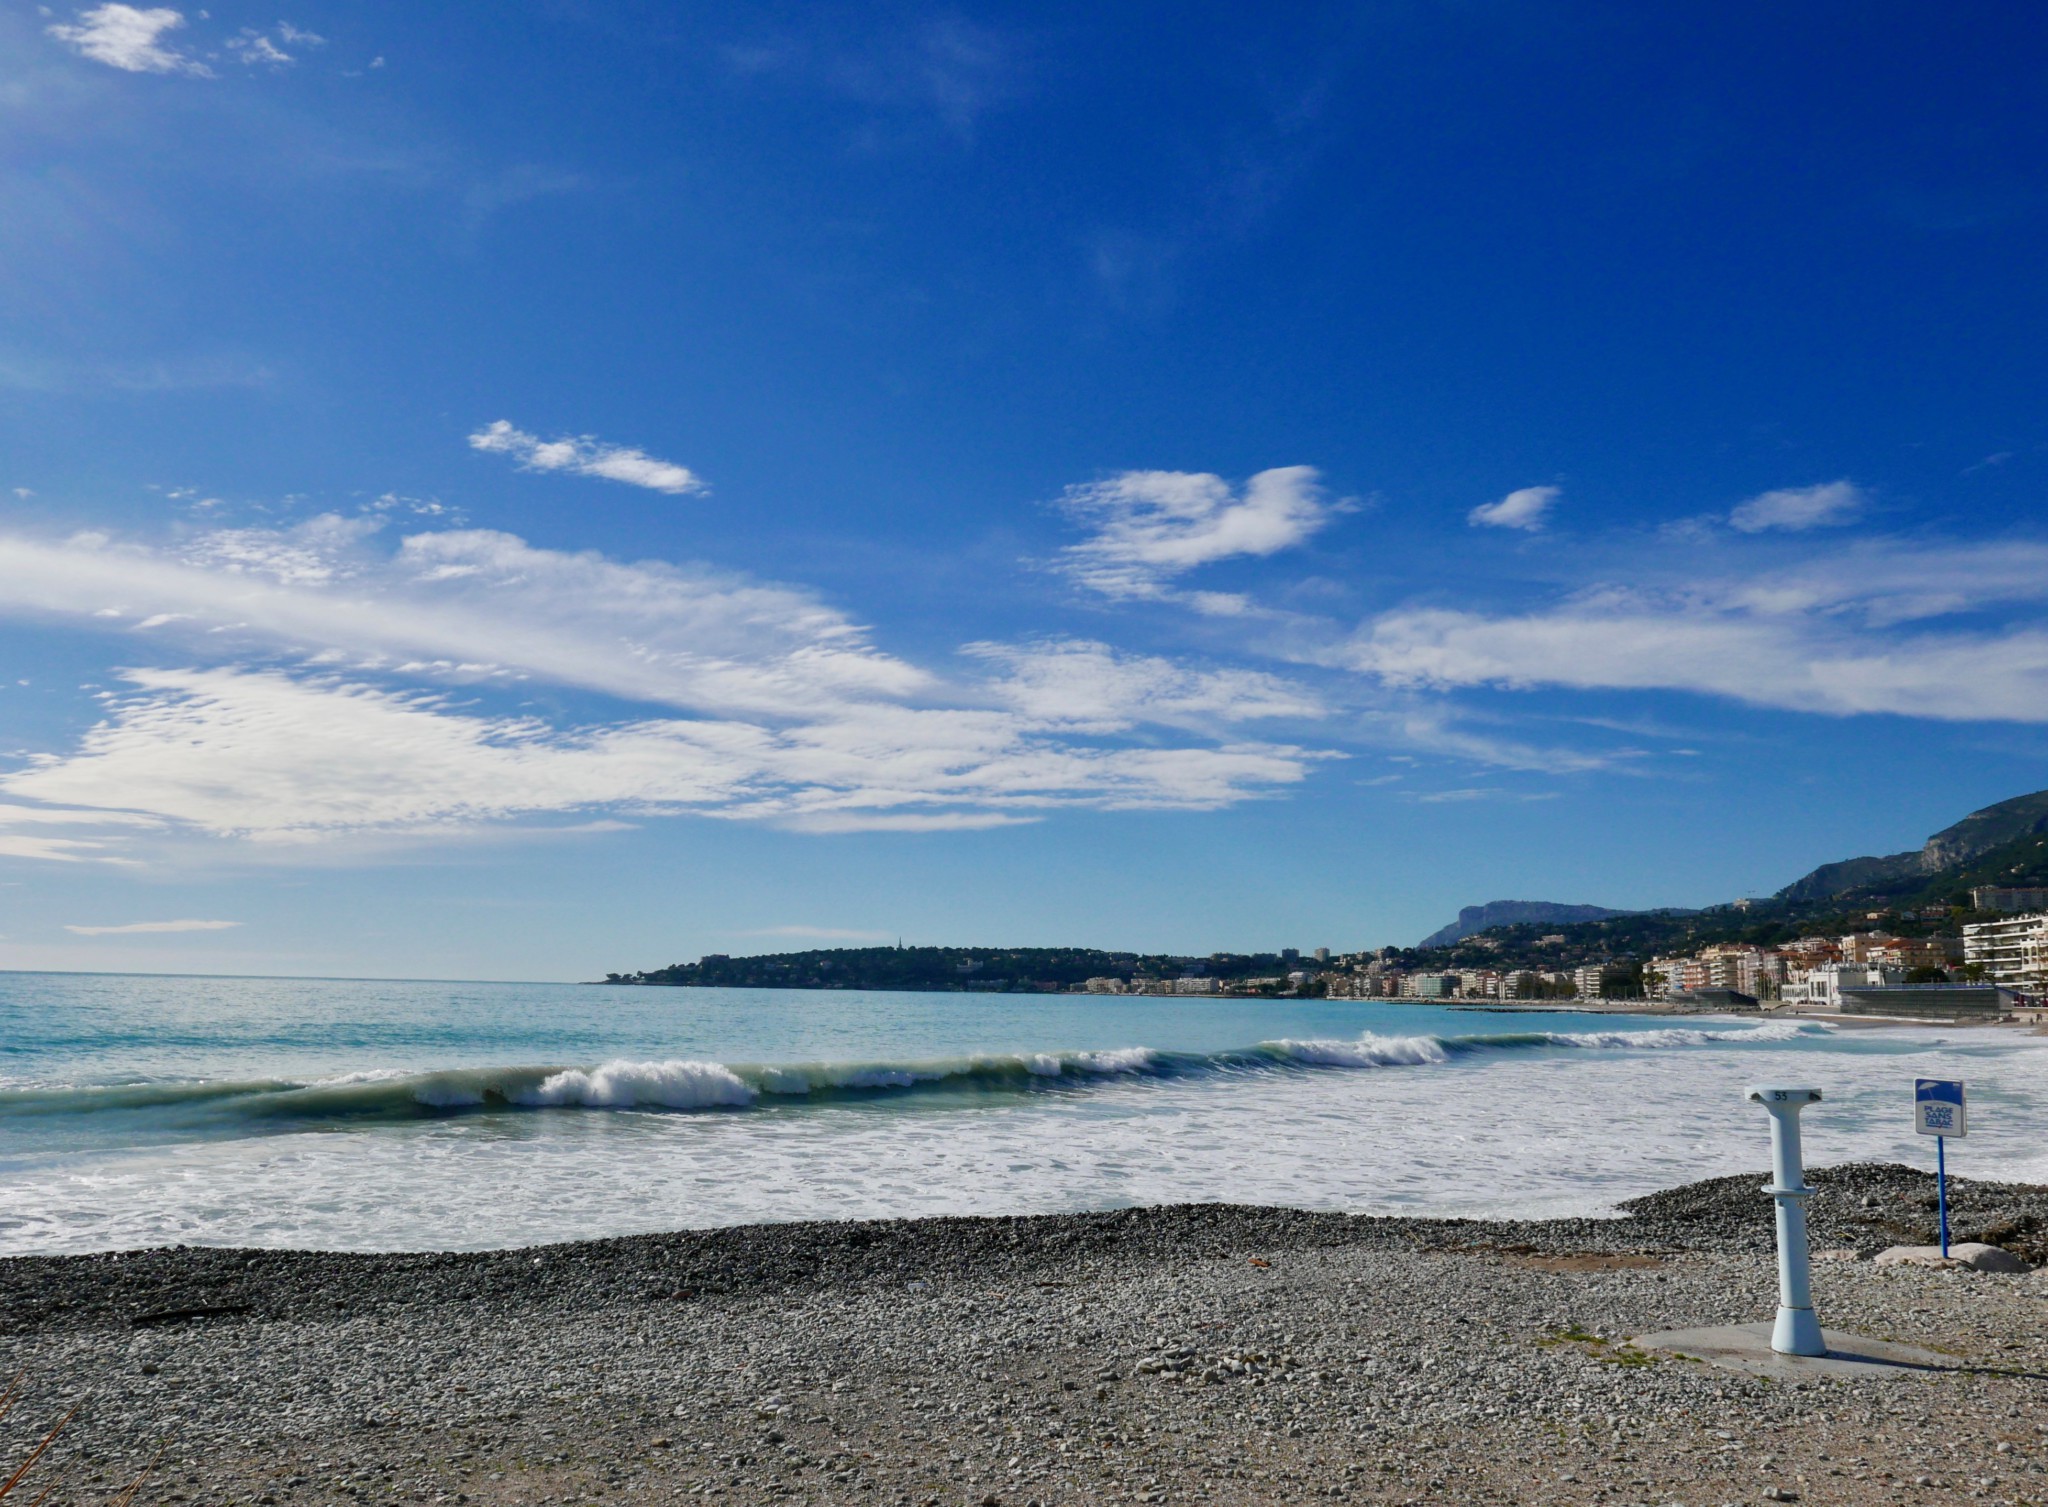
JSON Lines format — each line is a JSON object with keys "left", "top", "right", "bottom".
{"left": 4, "top": 1161, "right": 2046, "bottom": 1507}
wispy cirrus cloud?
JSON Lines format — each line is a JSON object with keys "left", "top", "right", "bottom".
{"left": 1468, "top": 485, "right": 1558, "bottom": 531}
{"left": 468, "top": 420, "right": 706, "bottom": 496}
{"left": 227, "top": 22, "right": 321, "bottom": 67}
{"left": 1728, "top": 479, "right": 1865, "bottom": 533}
{"left": 0, "top": 519, "right": 921, "bottom": 718}
{"left": 46, "top": 4, "right": 211, "bottom": 75}
{"left": 0, "top": 520, "right": 1325, "bottom": 854}
{"left": 0, "top": 801, "right": 158, "bottom": 865}
{"left": 1339, "top": 588, "right": 2048, "bottom": 722}
{"left": 65, "top": 917, "right": 240, "bottom": 935}
{"left": 2, "top": 665, "right": 1318, "bottom": 843}
{"left": 1055, "top": 466, "right": 1335, "bottom": 607}
{"left": 970, "top": 638, "right": 1324, "bottom": 733}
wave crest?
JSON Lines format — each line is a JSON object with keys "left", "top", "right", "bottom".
{"left": 0, "top": 1019, "right": 1826, "bottom": 1127}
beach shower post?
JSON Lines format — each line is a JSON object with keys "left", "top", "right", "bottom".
{"left": 1745, "top": 1084, "right": 1826, "bottom": 1357}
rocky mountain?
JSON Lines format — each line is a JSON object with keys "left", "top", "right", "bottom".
{"left": 1414, "top": 787, "right": 2048, "bottom": 954}
{"left": 1775, "top": 788, "right": 2048, "bottom": 903}
{"left": 1417, "top": 900, "right": 1632, "bottom": 949}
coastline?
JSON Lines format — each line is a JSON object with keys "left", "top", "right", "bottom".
{"left": 5, "top": 1163, "right": 2045, "bottom": 1506}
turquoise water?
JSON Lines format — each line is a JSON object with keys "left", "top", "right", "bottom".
{"left": 2, "top": 972, "right": 2041, "bottom": 1253}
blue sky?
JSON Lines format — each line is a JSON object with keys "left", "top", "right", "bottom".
{"left": 3, "top": 0, "right": 2046, "bottom": 979}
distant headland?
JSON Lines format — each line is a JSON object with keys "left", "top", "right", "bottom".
{"left": 602, "top": 787, "right": 2048, "bottom": 1002}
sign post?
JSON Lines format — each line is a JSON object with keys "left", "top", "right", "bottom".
{"left": 1914, "top": 1079, "right": 1967, "bottom": 1259}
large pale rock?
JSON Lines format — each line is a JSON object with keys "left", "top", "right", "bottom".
{"left": 1875, "top": 1242, "right": 2030, "bottom": 1273}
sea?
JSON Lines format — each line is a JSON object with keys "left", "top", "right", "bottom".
{"left": 2, "top": 972, "right": 2043, "bottom": 1256}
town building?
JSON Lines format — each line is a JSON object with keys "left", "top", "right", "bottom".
{"left": 1868, "top": 936, "right": 1960, "bottom": 971}
{"left": 1963, "top": 912, "right": 2048, "bottom": 989}
{"left": 1971, "top": 886, "right": 2048, "bottom": 914}
{"left": 1835, "top": 983, "right": 2016, "bottom": 1020}
{"left": 1083, "top": 976, "right": 1125, "bottom": 994}
{"left": 1838, "top": 931, "right": 1898, "bottom": 964}
{"left": 1780, "top": 936, "right": 1843, "bottom": 967}
{"left": 1780, "top": 962, "right": 1907, "bottom": 1012}
{"left": 1564, "top": 966, "right": 1613, "bottom": 999}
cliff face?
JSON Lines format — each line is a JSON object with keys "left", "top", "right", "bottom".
{"left": 1773, "top": 850, "right": 1926, "bottom": 903}
{"left": 1418, "top": 900, "right": 1630, "bottom": 949}
{"left": 1775, "top": 788, "right": 2048, "bottom": 902}
{"left": 1920, "top": 790, "right": 2048, "bottom": 872}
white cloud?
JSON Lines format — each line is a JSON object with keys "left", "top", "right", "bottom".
{"left": 65, "top": 918, "right": 241, "bottom": 935}
{"left": 469, "top": 420, "right": 706, "bottom": 496}
{"left": 1728, "top": 480, "right": 1865, "bottom": 533}
{"left": 0, "top": 523, "right": 1327, "bottom": 854}
{"left": 0, "top": 834, "right": 122, "bottom": 863}
{"left": 0, "top": 802, "right": 159, "bottom": 864}
{"left": 1720, "top": 537, "right": 2048, "bottom": 628}
{"left": 0, "top": 667, "right": 1318, "bottom": 843}
{"left": 1056, "top": 466, "right": 1334, "bottom": 600}
{"left": 46, "top": 5, "right": 211, "bottom": 75}
{"left": 1341, "top": 594, "right": 2048, "bottom": 722}
{"left": 969, "top": 639, "right": 1323, "bottom": 733}
{"left": 1355, "top": 706, "right": 1628, "bottom": 775}
{"left": 0, "top": 522, "right": 925, "bottom": 717}
{"left": 1468, "top": 485, "right": 1559, "bottom": 531}
{"left": 227, "top": 30, "right": 294, "bottom": 66}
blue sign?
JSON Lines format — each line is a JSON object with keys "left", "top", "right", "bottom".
{"left": 1915, "top": 1078, "right": 1966, "bottom": 1138}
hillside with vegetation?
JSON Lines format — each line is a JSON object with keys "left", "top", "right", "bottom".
{"left": 604, "top": 788, "right": 2048, "bottom": 993}
{"left": 605, "top": 946, "right": 1315, "bottom": 993}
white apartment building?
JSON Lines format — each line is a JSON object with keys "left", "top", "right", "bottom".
{"left": 1963, "top": 912, "right": 2048, "bottom": 988}
{"left": 1781, "top": 962, "right": 1906, "bottom": 1011}
{"left": 1645, "top": 957, "right": 1688, "bottom": 997}
{"left": 1573, "top": 963, "right": 1617, "bottom": 998}
{"left": 1972, "top": 886, "right": 2048, "bottom": 914}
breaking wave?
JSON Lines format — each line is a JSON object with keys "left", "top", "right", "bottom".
{"left": 0, "top": 1021, "right": 1825, "bottom": 1129}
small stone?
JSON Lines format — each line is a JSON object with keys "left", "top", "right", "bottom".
{"left": 1761, "top": 1489, "right": 1799, "bottom": 1502}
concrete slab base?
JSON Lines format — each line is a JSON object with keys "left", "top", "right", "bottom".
{"left": 1632, "top": 1321, "right": 1959, "bottom": 1380}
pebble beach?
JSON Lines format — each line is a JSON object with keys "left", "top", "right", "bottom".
{"left": 5, "top": 1161, "right": 2047, "bottom": 1507}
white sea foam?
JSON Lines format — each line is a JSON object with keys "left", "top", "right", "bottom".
{"left": 1067, "top": 1047, "right": 1158, "bottom": 1074}
{"left": 519, "top": 1059, "right": 755, "bottom": 1109}
{"left": 1546, "top": 1021, "right": 1822, "bottom": 1051}
{"left": 9, "top": 1018, "right": 2040, "bottom": 1256}
{"left": 1266, "top": 1033, "right": 1452, "bottom": 1068}
{"left": 2, "top": 971, "right": 2035, "bottom": 1256}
